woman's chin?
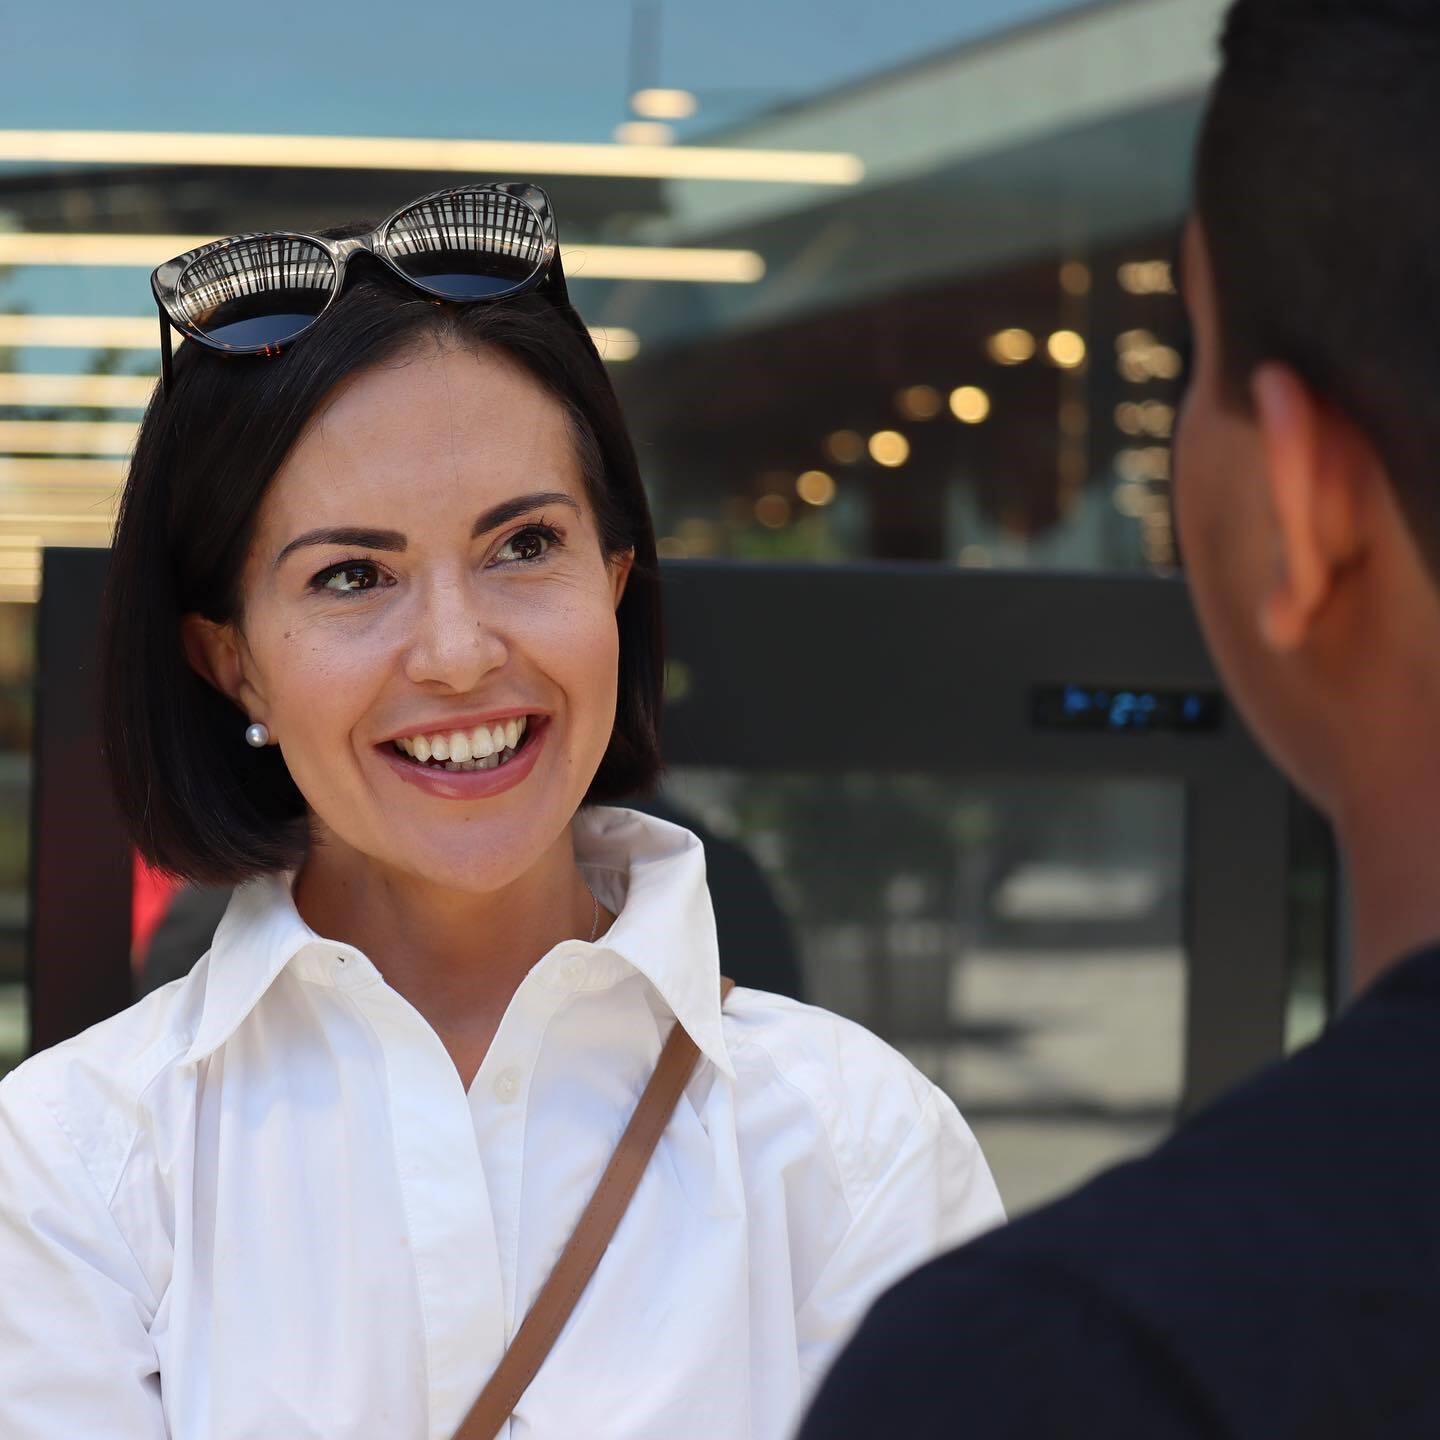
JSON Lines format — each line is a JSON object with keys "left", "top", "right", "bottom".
{"left": 352, "top": 811, "right": 573, "bottom": 899}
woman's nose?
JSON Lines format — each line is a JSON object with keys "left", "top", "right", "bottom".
{"left": 402, "top": 579, "right": 508, "bottom": 692}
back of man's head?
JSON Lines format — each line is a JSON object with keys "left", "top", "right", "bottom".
{"left": 1195, "top": 0, "right": 1440, "bottom": 574}
{"left": 1178, "top": 0, "right": 1440, "bottom": 979}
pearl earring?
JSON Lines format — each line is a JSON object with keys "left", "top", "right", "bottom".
{"left": 245, "top": 722, "right": 270, "bottom": 748}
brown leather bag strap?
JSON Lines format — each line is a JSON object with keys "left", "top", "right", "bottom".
{"left": 452, "top": 976, "right": 736, "bottom": 1440}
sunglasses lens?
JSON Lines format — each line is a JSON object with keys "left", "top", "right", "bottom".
{"left": 384, "top": 191, "right": 548, "bottom": 299}
{"left": 176, "top": 237, "right": 336, "bottom": 347}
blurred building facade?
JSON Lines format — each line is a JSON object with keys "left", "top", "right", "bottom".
{"left": 0, "top": 0, "right": 1273, "bottom": 1214}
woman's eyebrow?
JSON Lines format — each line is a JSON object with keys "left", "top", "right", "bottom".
{"left": 274, "top": 527, "right": 405, "bottom": 568}
{"left": 472, "top": 491, "right": 581, "bottom": 537}
{"left": 273, "top": 493, "right": 582, "bottom": 568}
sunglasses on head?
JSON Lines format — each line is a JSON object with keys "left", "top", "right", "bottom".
{"left": 150, "top": 182, "right": 572, "bottom": 392}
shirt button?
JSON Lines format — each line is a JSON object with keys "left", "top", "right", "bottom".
{"left": 558, "top": 958, "right": 585, "bottom": 989}
{"left": 493, "top": 1067, "right": 522, "bottom": 1104}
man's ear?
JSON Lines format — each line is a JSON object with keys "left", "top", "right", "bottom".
{"left": 1252, "top": 363, "right": 1364, "bottom": 653}
{"left": 181, "top": 613, "right": 267, "bottom": 721}
{"left": 610, "top": 548, "right": 635, "bottom": 610}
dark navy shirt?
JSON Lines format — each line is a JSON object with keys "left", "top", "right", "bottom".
{"left": 799, "top": 946, "right": 1440, "bottom": 1439}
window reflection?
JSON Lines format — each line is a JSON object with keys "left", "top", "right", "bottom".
{"left": 663, "top": 769, "right": 1186, "bottom": 1215}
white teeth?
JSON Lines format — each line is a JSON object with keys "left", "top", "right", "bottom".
{"left": 395, "top": 715, "right": 530, "bottom": 766}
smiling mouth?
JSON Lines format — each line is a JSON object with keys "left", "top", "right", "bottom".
{"left": 387, "top": 715, "right": 537, "bottom": 772}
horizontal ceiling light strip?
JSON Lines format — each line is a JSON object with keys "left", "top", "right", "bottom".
{"left": 0, "top": 515, "right": 115, "bottom": 530}
{"left": 0, "top": 373, "right": 155, "bottom": 406}
{"left": 0, "top": 317, "right": 636, "bottom": 362}
{"left": 0, "top": 420, "right": 137, "bottom": 455}
{"left": 0, "top": 234, "right": 764, "bottom": 283}
{"left": 0, "top": 457, "right": 126, "bottom": 484}
{"left": 0, "top": 129, "right": 863, "bottom": 186}
{"left": 0, "top": 498, "right": 123, "bottom": 517}
{"left": 0, "top": 315, "right": 157, "bottom": 348}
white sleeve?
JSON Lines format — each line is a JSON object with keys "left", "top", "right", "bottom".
{"left": 793, "top": 1085, "right": 1005, "bottom": 1391}
{"left": 0, "top": 1073, "right": 168, "bottom": 1439}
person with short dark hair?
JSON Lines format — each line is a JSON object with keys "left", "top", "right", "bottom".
{"left": 798, "top": 2, "right": 1440, "bottom": 1435}
{"left": 0, "top": 191, "right": 1002, "bottom": 1438}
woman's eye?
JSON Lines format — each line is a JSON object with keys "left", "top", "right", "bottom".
{"left": 314, "top": 561, "right": 386, "bottom": 594}
{"left": 495, "top": 525, "right": 558, "bottom": 565}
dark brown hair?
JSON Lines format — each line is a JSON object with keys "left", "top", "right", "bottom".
{"left": 1195, "top": 0, "right": 1440, "bottom": 576}
{"left": 100, "top": 262, "right": 663, "bottom": 883}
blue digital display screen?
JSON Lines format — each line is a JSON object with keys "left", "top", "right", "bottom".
{"left": 1032, "top": 685, "right": 1223, "bottom": 733}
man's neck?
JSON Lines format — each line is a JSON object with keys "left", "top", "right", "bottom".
{"left": 1336, "top": 784, "right": 1440, "bottom": 992}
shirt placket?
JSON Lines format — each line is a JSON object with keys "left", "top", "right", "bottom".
{"left": 468, "top": 968, "right": 570, "bottom": 1339}
{"left": 343, "top": 963, "right": 508, "bottom": 1440}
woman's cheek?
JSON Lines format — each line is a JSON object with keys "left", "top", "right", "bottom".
{"left": 259, "top": 621, "right": 388, "bottom": 768}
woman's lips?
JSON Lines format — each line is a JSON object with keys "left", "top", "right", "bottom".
{"left": 377, "top": 716, "right": 547, "bottom": 800}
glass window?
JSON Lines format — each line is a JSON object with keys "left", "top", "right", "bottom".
{"left": 663, "top": 769, "right": 1186, "bottom": 1215}
{"left": 0, "top": 0, "right": 1224, "bottom": 596}
{"left": 4, "top": 0, "right": 1304, "bottom": 1100}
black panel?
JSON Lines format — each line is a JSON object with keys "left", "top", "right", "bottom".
{"left": 661, "top": 563, "right": 1267, "bottom": 782}
{"left": 660, "top": 562, "right": 1304, "bottom": 1112}
{"left": 28, "top": 548, "right": 132, "bottom": 1051}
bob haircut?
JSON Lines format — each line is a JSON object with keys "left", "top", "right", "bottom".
{"left": 100, "top": 261, "right": 664, "bottom": 885}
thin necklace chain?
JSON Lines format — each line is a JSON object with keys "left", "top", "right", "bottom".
{"left": 586, "top": 884, "right": 600, "bottom": 944}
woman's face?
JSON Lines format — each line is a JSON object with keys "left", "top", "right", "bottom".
{"left": 196, "top": 341, "right": 631, "bottom": 895}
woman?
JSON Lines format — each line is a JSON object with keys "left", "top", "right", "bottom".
{"left": 0, "top": 185, "right": 1003, "bottom": 1439}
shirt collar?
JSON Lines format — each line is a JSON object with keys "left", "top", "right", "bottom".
{"left": 180, "top": 870, "right": 336, "bottom": 1064}
{"left": 182, "top": 806, "right": 734, "bottom": 1079}
{"left": 574, "top": 806, "right": 735, "bottom": 1079}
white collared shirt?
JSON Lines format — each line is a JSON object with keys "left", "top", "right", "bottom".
{"left": 0, "top": 807, "right": 1002, "bottom": 1440}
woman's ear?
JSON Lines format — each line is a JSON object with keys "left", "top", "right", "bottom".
{"left": 182, "top": 613, "right": 267, "bottom": 720}
{"left": 610, "top": 548, "right": 635, "bottom": 610}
